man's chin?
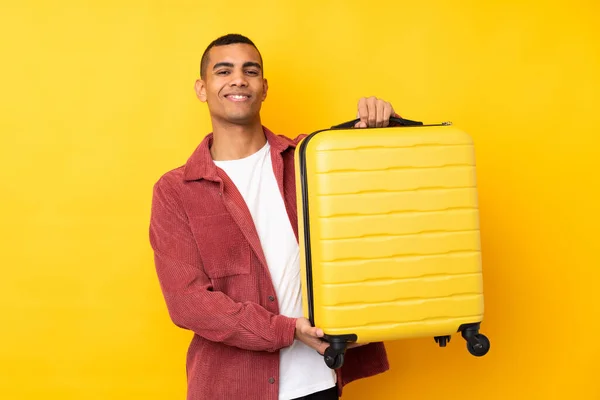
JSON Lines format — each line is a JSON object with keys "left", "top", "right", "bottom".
{"left": 222, "top": 113, "right": 260, "bottom": 126}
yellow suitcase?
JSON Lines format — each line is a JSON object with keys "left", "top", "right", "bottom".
{"left": 295, "top": 116, "right": 490, "bottom": 369}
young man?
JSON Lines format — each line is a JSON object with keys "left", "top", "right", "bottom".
{"left": 149, "top": 34, "right": 398, "bottom": 400}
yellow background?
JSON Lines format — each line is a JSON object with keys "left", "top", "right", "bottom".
{"left": 1, "top": 1, "right": 599, "bottom": 399}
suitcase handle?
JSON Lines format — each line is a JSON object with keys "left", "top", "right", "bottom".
{"left": 330, "top": 116, "right": 424, "bottom": 129}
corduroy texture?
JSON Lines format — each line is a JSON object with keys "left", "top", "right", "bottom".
{"left": 149, "top": 127, "right": 389, "bottom": 400}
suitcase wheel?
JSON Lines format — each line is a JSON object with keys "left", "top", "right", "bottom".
{"left": 459, "top": 323, "right": 491, "bottom": 357}
{"left": 322, "top": 334, "right": 357, "bottom": 369}
{"left": 324, "top": 349, "right": 344, "bottom": 369}
{"left": 466, "top": 333, "right": 490, "bottom": 357}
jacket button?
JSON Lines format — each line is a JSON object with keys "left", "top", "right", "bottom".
{"left": 268, "top": 296, "right": 275, "bottom": 302}
{"left": 268, "top": 377, "right": 275, "bottom": 384}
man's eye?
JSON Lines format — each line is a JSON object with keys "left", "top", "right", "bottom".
{"left": 246, "top": 70, "right": 259, "bottom": 76}
{"left": 216, "top": 70, "right": 230, "bottom": 75}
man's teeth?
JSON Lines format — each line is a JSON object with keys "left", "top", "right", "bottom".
{"left": 229, "top": 95, "right": 248, "bottom": 100}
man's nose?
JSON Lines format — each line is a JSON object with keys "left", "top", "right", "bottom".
{"left": 229, "top": 71, "right": 248, "bottom": 87}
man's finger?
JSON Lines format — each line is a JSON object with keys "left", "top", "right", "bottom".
{"left": 367, "top": 96, "right": 377, "bottom": 126}
{"left": 376, "top": 100, "right": 385, "bottom": 127}
{"left": 303, "top": 326, "right": 324, "bottom": 338}
{"left": 317, "top": 342, "right": 329, "bottom": 355}
{"left": 382, "top": 103, "right": 392, "bottom": 127}
{"left": 357, "top": 98, "right": 368, "bottom": 125}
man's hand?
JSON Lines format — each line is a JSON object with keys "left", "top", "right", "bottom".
{"left": 294, "top": 318, "right": 370, "bottom": 354}
{"left": 355, "top": 96, "right": 397, "bottom": 128}
{"left": 295, "top": 317, "right": 329, "bottom": 355}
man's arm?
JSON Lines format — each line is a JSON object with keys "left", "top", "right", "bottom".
{"left": 149, "top": 176, "right": 297, "bottom": 352}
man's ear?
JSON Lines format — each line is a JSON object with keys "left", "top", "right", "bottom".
{"left": 262, "top": 78, "right": 268, "bottom": 101}
{"left": 194, "top": 79, "right": 207, "bottom": 102}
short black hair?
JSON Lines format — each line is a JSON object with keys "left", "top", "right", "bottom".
{"left": 199, "top": 33, "right": 263, "bottom": 79}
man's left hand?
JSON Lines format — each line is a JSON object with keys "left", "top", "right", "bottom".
{"left": 355, "top": 96, "right": 398, "bottom": 128}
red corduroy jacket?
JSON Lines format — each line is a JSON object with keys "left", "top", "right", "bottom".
{"left": 149, "top": 126, "right": 390, "bottom": 400}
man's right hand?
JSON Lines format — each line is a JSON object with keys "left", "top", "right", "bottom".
{"left": 294, "top": 317, "right": 329, "bottom": 355}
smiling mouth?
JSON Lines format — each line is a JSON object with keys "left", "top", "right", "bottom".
{"left": 225, "top": 94, "right": 251, "bottom": 102}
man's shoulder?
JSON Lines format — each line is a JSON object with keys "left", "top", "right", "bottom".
{"left": 271, "top": 132, "right": 308, "bottom": 148}
{"left": 152, "top": 164, "right": 187, "bottom": 193}
{"left": 292, "top": 133, "right": 308, "bottom": 145}
{"left": 152, "top": 136, "right": 210, "bottom": 190}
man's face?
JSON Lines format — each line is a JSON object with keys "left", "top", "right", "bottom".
{"left": 195, "top": 43, "right": 268, "bottom": 126}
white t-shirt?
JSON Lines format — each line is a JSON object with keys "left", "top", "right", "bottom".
{"left": 214, "top": 141, "right": 336, "bottom": 399}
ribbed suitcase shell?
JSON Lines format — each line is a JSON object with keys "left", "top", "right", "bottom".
{"left": 295, "top": 124, "right": 485, "bottom": 346}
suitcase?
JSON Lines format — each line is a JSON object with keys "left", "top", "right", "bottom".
{"left": 294, "top": 116, "right": 490, "bottom": 369}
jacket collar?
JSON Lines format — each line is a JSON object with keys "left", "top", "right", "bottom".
{"left": 183, "top": 126, "right": 297, "bottom": 182}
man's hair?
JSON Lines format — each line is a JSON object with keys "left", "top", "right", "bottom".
{"left": 200, "top": 33, "right": 263, "bottom": 79}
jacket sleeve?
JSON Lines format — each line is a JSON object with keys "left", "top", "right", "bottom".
{"left": 149, "top": 175, "right": 297, "bottom": 352}
{"left": 340, "top": 343, "right": 390, "bottom": 387}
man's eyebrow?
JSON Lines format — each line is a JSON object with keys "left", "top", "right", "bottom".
{"left": 212, "top": 61, "right": 262, "bottom": 70}
{"left": 212, "top": 62, "right": 234, "bottom": 70}
{"left": 243, "top": 62, "right": 262, "bottom": 70}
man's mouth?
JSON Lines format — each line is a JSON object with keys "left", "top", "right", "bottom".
{"left": 225, "top": 94, "right": 250, "bottom": 102}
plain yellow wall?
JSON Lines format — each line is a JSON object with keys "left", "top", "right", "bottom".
{"left": 1, "top": 1, "right": 599, "bottom": 399}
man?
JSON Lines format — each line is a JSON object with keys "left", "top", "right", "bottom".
{"left": 149, "top": 33, "right": 398, "bottom": 400}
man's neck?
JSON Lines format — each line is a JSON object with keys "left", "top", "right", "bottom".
{"left": 209, "top": 120, "right": 267, "bottom": 161}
